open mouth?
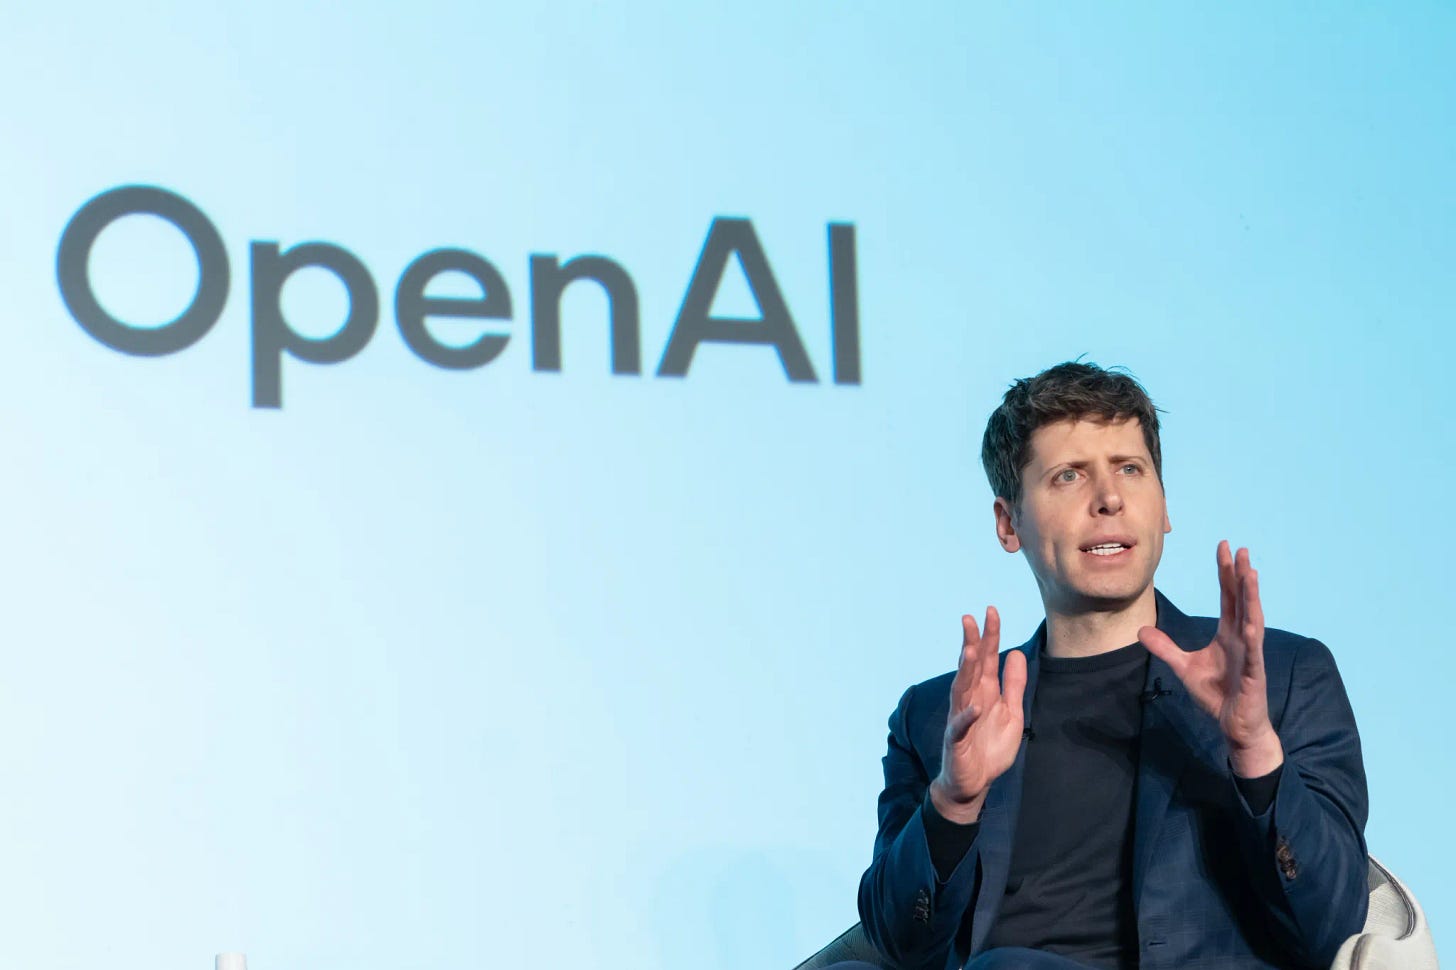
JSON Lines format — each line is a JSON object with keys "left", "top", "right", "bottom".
{"left": 1082, "top": 542, "right": 1133, "bottom": 557}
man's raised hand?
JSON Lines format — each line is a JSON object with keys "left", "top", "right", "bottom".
{"left": 929, "top": 607, "right": 1029, "bottom": 824}
{"left": 1137, "top": 541, "right": 1285, "bottom": 778}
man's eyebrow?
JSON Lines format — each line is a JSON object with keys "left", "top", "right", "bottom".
{"left": 1109, "top": 454, "right": 1148, "bottom": 464}
{"left": 1038, "top": 458, "right": 1088, "bottom": 476}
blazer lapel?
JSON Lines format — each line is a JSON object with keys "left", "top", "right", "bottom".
{"left": 969, "top": 624, "right": 1043, "bottom": 954}
{"left": 1132, "top": 592, "right": 1227, "bottom": 907}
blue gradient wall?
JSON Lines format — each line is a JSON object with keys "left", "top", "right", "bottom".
{"left": 0, "top": 4, "right": 1449, "bottom": 968}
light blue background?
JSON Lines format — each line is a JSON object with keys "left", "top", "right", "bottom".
{"left": 0, "top": 4, "right": 1449, "bottom": 968}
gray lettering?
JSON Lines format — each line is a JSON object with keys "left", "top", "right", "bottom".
{"left": 395, "top": 248, "right": 511, "bottom": 370}
{"left": 56, "top": 185, "right": 229, "bottom": 356}
{"left": 529, "top": 255, "right": 640, "bottom": 375}
{"left": 250, "top": 242, "right": 378, "bottom": 409}
{"left": 657, "top": 218, "right": 816, "bottom": 382}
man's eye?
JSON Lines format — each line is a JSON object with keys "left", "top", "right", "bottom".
{"left": 1121, "top": 463, "right": 1141, "bottom": 474}
{"left": 1056, "top": 469, "right": 1078, "bottom": 483}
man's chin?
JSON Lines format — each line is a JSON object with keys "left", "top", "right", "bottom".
{"left": 1064, "top": 584, "right": 1154, "bottom": 615}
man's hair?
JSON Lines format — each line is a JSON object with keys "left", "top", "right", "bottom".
{"left": 981, "top": 361, "right": 1163, "bottom": 507}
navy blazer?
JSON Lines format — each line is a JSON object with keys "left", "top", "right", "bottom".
{"left": 857, "top": 592, "right": 1368, "bottom": 970}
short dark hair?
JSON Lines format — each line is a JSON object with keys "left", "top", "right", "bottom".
{"left": 981, "top": 361, "right": 1163, "bottom": 506}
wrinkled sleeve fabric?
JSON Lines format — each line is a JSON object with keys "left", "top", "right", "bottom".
{"left": 857, "top": 684, "right": 983, "bottom": 970}
{"left": 1230, "top": 637, "right": 1369, "bottom": 968}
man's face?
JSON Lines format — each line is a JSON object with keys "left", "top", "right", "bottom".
{"left": 994, "top": 416, "right": 1171, "bottom": 616}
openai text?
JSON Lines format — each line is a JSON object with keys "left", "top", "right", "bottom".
{"left": 56, "top": 185, "right": 862, "bottom": 408}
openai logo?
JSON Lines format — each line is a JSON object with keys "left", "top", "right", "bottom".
{"left": 57, "top": 185, "right": 862, "bottom": 408}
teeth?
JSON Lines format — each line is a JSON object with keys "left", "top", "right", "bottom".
{"left": 1087, "top": 544, "right": 1127, "bottom": 556}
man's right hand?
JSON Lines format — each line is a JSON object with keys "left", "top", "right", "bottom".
{"left": 928, "top": 607, "right": 1029, "bottom": 824}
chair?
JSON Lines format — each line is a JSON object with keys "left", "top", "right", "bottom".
{"left": 791, "top": 856, "right": 1437, "bottom": 970}
{"left": 1332, "top": 856, "right": 1440, "bottom": 969}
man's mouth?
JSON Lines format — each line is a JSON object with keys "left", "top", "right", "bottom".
{"left": 1082, "top": 542, "right": 1133, "bottom": 557}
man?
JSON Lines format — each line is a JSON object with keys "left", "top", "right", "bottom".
{"left": 837, "top": 362, "right": 1368, "bottom": 970}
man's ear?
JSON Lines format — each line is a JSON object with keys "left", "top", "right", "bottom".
{"left": 1163, "top": 507, "right": 1172, "bottom": 534}
{"left": 994, "top": 497, "right": 1021, "bottom": 553}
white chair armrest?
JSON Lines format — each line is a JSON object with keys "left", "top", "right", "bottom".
{"left": 1329, "top": 856, "right": 1439, "bottom": 970}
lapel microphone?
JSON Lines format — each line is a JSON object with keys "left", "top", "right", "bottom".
{"left": 1139, "top": 676, "right": 1175, "bottom": 704}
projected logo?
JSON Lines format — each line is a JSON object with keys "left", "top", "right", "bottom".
{"left": 56, "top": 185, "right": 861, "bottom": 408}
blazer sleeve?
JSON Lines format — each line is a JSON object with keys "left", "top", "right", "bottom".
{"left": 857, "top": 684, "right": 985, "bottom": 970}
{"left": 1231, "top": 636, "right": 1370, "bottom": 968}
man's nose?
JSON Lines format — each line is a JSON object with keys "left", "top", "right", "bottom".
{"left": 1095, "top": 479, "right": 1125, "bottom": 515}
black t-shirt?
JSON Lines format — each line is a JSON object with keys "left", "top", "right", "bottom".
{"left": 982, "top": 642, "right": 1149, "bottom": 969}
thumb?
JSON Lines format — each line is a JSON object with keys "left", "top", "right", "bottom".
{"left": 1138, "top": 626, "right": 1190, "bottom": 680}
{"left": 1001, "top": 649, "right": 1028, "bottom": 715}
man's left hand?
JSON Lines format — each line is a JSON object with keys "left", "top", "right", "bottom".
{"left": 1138, "top": 540, "right": 1285, "bottom": 778}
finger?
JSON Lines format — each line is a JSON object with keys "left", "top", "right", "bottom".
{"left": 950, "top": 615, "right": 979, "bottom": 711}
{"left": 1242, "top": 565, "right": 1266, "bottom": 676}
{"left": 945, "top": 703, "right": 978, "bottom": 744}
{"left": 1216, "top": 540, "right": 1237, "bottom": 633}
{"left": 962, "top": 611, "right": 980, "bottom": 652}
{"left": 978, "top": 606, "right": 1002, "bottom": 688}
{"left": 950, "top": 618, "right": 976, "bottom": 712}
{"left": 1234, "top": 546, "right": 1252, "bottom": 632}
{"left": 1001, "top": 648, "right": 1028, "bottom": 719}
{"left": 1138, "top": 625, "right": 1192, "bottom": 681}
{"left": 965, "top": 612, "right": 988, "bottom": 692}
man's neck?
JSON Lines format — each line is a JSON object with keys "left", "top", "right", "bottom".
{"left": 1042, "top": 587, "right": 1158, "bottom": 659}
